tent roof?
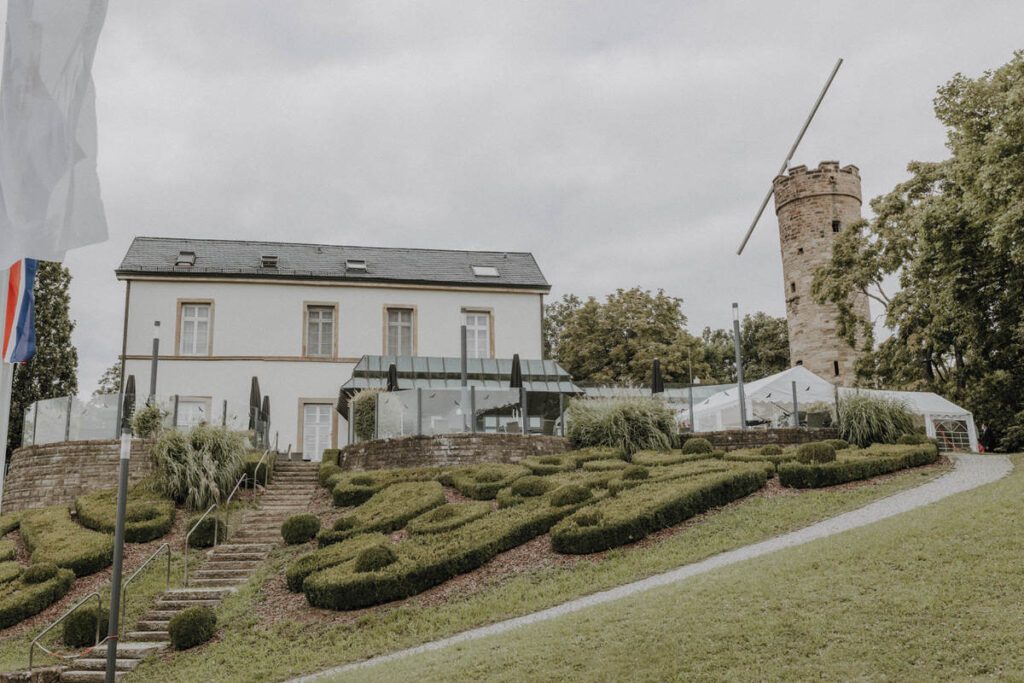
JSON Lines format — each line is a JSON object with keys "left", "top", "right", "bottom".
{"left": 692, "top": 366, "right": 836, "bottom": 414}
{"left": 837, "top": 387, "right": 972, "bottom": 417}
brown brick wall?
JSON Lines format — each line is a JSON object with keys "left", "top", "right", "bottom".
{"left": 687, "top": 428, "right": 839, "bottom": 452}
{"left": 338, "top": 433, "right": 570, "bottom": 471}
{"left": 2, "top": 439, "right": 154, "bottom": 514}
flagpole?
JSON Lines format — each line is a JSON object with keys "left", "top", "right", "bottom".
{"left": 0, "top": 265, "right": 11, "bottom": 512}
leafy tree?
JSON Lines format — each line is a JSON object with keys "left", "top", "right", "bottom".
{"left": 739, "top": 312, "right": 790, "bottom": 381}
{"left": 812, "top": 52, "right": 1024, "bottom": 443}
{"left": 94, "top": 362, "right": 121, "bottom": 396}
{"left": 7, "top": 262, "right": 79, "bottom": 454}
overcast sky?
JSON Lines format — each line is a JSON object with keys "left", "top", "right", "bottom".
{"left": 6, "top": 1, "right": 1023, "bottom": 395}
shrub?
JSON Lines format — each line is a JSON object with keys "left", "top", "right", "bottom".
{"left": 0, "top": 512, "right": 21, "bottom": 537}
{"left": 439, "top": 465, "right": 529, "bottom": 500}
{"left": 62, "top": 604, "right": 108, "bottom": 647}
{"left": 19, "top": 507, "right": 113, "bottom": 577}
{"left": 0, "top": 540, "right": 14, "bottom": 562}
{"left": 131, "top": 403, "right": 165, "bottom": 439}
{"left": 243, "top": 449, "right": 276, "bottom": 487}
{"left": 318, "top": 481, "right": 446, "bottom": 546}
{"left": 331, "top": 467, "right": 443, "bottom": 507}
{"left": 622, "top": 465, "right": 649, "bottom": 481}
{"left": 551, "top": 466, "right": 768, "bottom": 554}
{"left": 632, "top": 450, "right": 721, "bottom": 466}
{"left": 0, "top": 561, "right": 22, "bottom": 585}
{"left": 151, "top": 424, "right": 247, "bottom": 510}
{"left": 168, "top": 605, "right": 217, "bottom": 650}
{"left": 407, "top": 502, "right": 492, "bottom": 535}
{"left": 319, "top": 463, "right": 343, "bottom": 488}
{"left": 567, "top": 447, "right": 625, "bottom": 466}
{"left": 281, "top": 514, "right": 321, "bottom": 545}
{"left": 680, "top": 437, "right": 713, "bottom": 455}
{"left": 75, "top": 487, "right": 175, "bottom": 543}
{"left": 606, "top": 459, "right": 740, "bottom": 495}
{"left": 354, "top": 544, "right": 398, "bottom": 572}
{"left": 22, "top": 563, "right": 59, "bottom": 584}
{"left": 510, "top": 476, "right": 554, "bottom": 498}
{"left": 723, "top": 449, "right": 799, "bottom": 469}
{"left": 565, "top": 397, "right": 675, "bottom": 457}
{"left": 760, "top": 445, "right": 783, "bottom": 456}
{"left": 837, "top": 394, "right": 916, "bottom": 447}
{"left": 522, "top": 454, "right": 575, "bottom": 475}
{"left": 0, "top": 566, "right": 74, "bottom": 629}
{"left": 898, "top": 433, "right": 929, "bottom": 445}
{"left": 352, "top": 389, "right": 382, "bottom": 442}
{"left": 824, "top": 439, "right": 850, "bottom": 450}
{"left": 549, "top": 484, "right": 592, "bottom": 507}
{"left": 321, "top": 448, "right": 342, "bottom": 467}
{"left": 186, "top": 513, "right": 226, "bottom": 549}
{"left": 285, "top": 533, "right": 389, "bottom": 592}
{"left": 582, "top": 458, "right": 628, "bottom": 472}
{"left": 779, "top": 444, "right": 939, "bottom": 488}
{"left": 302, "top": 495, "right": 590, "bottom": 610}
{"left": 796, "top": 442, "right": 837, "bottom": 464}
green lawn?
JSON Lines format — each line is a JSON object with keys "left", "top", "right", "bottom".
{"left": 328, "top": 455, "right": 1023, "bottom": 682}
{"left": 125, "top": 462, "right": 950, "bottom": 682}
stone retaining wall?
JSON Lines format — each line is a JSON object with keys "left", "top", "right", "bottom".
{"left": 338, "top": 433, "right": 570, "bottom": 471}
{"left": 2, "top": 439, "right": 154, "bottom": 514}
{"left": 687, "top": 427, "right": 839, "bottom": 452}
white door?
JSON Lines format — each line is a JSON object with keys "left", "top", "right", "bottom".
{"left": 303, "top": 404, "right": 332, "bottom": 461}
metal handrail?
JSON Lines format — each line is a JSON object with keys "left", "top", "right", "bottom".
{"left": 223, "top": 473, "right": 248, "bottom": 541}
{"left": 184, "top": 503, "right": 218, "bottom": 586}
{"left": 252, "top": 448, "right": 271, "bottom": 500}
{"left": 29, "top": 591, "right": 104, "bottom": 670}
{"left": 120, "top": 542, "right": 171, "bottom": 637}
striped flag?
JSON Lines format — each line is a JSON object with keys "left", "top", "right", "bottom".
{"left": 2, "top": 258, "right": 38, "bottom": 363}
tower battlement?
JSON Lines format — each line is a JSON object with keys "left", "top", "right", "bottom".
{"left": 772, "top": 160, "right": 869, "bottom": 385}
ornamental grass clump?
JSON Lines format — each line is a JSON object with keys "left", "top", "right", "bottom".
{"left": 151, "top": 424, "right": 247, "bottom": 511}
{"left": 566, "top": 397, "right": 675, "bottom": 458}
{"left": 837, "top": 394, "right": 916, "bottom": 447}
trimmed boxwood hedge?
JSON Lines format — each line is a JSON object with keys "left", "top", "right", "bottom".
{"left": 551, "top": 465, "right": 768, "bottom": 554}
{"left": 75, "top": 487, "right": 175, "bottom": 544}
{"left": 303, "top": 493, "right": 592, "bottom": 610}
{"left": 19, "top": 507, "right": 113, "bottom": 577}
{"left": 0, "top": 513, "right": 19, "bottom": 537}
{"left": 567, "top": 447, "right": 625, "bottom": 467}
{"left": 407, "top": 502, "right": 492, "bottom": 536}
{"left": 0, "top": 565, "right": 74, "bottom": 629}
{"left": 169, "top": 605, "right": 217, "bottom": 650}
{"left": 823, "top": 439, "right": 850, "bottom": 451}
{"left": 354, "top": 544, "right": 397, "bottom": 572}
{"left": 606, "top": 459, "right": 744, "bottom": 495}
{"left": 318, "top": 481, "right": 446, "bottom": 547}
{"left": 796, "top": 442, "right": 837, "bottom": 464}
{"left": 680, "top": 437, "right": 714, "bottom": 455}
{"left": 760, "top": 444, "right": 784, "bottom": 456}
{"left": 186, "top": 513, "right": 227, "bottom": 549}
{"left": 632, "top": 450, "right": 722, "bottom": 467}
{"left": 0, "top": 561, "right": 21, "bottom": 585}
{"left": 286, "top": 533, "right": 388, "bottom": 592}
{"left": 62, "top": 604, "right": 107, "bottom": 647}
{"left": 0, "top": 539, "right": 14, "bottom": 562}
{"left": 722, "top": 449, "right": 799, "bottom": 469}
{"left": 581, "top": 458, "right": 629, "bottom": 472}
{"left": 243, "top": 449, "right": 277, "bottom": 487}
{"left": 321, "top": 448, "right": 342, "bottom": 467}
{"left": 898, "top": 433, "right": 930, "bottom": 445}
{"left": 319, "top": 463, "right": 343, "bottom": 488}
{"left": 778, "top": 444, "right": 940, "bottom": 488}
{"left": 521, "top": 454, "right": 576, "bottom": 476}
{"left": 331, "top": 467, "right": 444, "bottom": 507}
{"left": 439, "top": 465, "right": 529, "bottom": 500}
{"left": 281, "top": 514, "right": 321, "bottom": 545}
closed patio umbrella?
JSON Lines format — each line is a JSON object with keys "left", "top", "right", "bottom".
{"left": 122, "top": 375, "right": 136, "bottom": 430}
{"left": 651, "top": 358, "right": 665, "bottom": 395}
{"left": 248, "top": 376, "right": 261, "bottom": 430}
{"left": 509, "top": 354, "right": 523, "bottom": 389}
{"left": 386, "top": 363, "right": 399, "bottom": 392}
{"left": 260, "top": 395, "right": 270, "bottom": 426}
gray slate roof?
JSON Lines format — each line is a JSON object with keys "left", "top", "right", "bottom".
{"left": 116, "top": 236, "right": 550, "bottom": 291}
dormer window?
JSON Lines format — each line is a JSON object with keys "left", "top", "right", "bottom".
{"left": 261, "top": 255, "right": 278, "bottom": 269}
{"left": 471, "top": 265, "right": 499, "bottom": 277}
{"left": 346, "top": 259, "right": 367, "bottom": 272}
{"left": 175, "top": 251, "right": 196, "bottom": 267}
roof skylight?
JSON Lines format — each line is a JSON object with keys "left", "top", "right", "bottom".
{"left": 260, "top": 255, "right": 278, "bottom": 269}
{"left": 175, "top": 251, "right": 196, "bottom": 267}
{"left": 472, "top": 265, "right": 500, "bottom": 277}
{"left": 346, "top": 259, "right": 367, "bottom": 272}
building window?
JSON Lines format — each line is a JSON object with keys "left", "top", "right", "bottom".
{"left": 464, "top": 311, "right": 491, "bottom": 359}
{"left": 386, "top": 308, "right": 414, "bottom": 356}
{"left": 833, "top": 360, "right": 840, "bottom": 376}
{"left": 305, "top": 305, "right": 335, "bottom": 357}
{"left": 179, "top": 303, "right": 211, "bottom": 355}
{"left": 790, "top": 282, "right": 796, "bottom": 294}
{"left": 176, "top": 397, "right": 210, "bottom": 428}
{"left": 797, "top": 247, "right": 804, "bottom": 255}
{"left": 832, "top": 220, "right": 841, "bottom": 233}
{"left": 796, "top": 360, "right": 803, "bottom": 366}
{"left": 302, "top": 403, "right": 333, "bottom": 460}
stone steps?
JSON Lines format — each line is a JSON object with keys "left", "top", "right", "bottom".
{"left": 72, "top": 658, "right": 140, "bottom": 672}
{"left": 125, "top": 630, "right": 169, "bottom": 642}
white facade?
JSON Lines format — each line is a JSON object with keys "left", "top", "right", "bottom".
{"left": 120, "top": 276, "right": 545, "bottom": 457}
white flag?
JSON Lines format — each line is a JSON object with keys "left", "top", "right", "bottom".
{"left": 0, "top": 0, "right": 109, "bottom": 266}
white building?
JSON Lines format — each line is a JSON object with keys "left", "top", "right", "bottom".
{"left": 116, "top": 237, "right": 549, "bottom": 457}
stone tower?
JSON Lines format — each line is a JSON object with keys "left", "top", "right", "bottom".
{"left": 772, "top": 161, "right": 869, "bottom": 385}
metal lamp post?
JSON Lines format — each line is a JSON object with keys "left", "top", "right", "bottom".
{"left": 105, "top": 375, "right": 136, "bottom": 681}
{"left": 148, "top": 321, "right": 160, "bottom": 404}
{"left": 732, "top": 303, "right": 748, "bottom": 430}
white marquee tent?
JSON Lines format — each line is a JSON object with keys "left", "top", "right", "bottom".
{"left": 681, "top": 366, "right": 978, "bottom": 452}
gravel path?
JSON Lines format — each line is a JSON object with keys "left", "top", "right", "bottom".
{"left": 292, "top": 454, "right": 1012, "bottom": 682}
